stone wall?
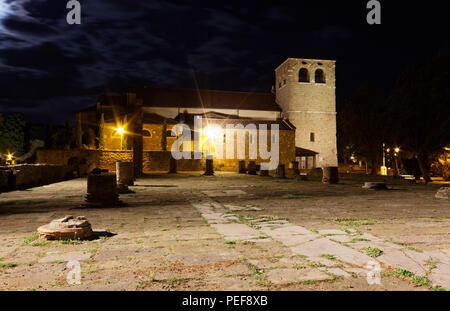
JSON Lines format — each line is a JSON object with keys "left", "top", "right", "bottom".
{"left": 0, "top": 164, "right": 67, "bottom": 192}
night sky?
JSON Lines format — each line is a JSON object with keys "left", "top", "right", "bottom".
{"left": 0, "top": 0, "right": 448, "bottom": 124}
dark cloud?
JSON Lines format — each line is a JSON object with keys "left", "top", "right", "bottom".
{"left": 0, "top": 0, "right": 448, "bottom": 124}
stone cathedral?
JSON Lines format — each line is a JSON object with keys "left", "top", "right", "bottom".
{"left": 77, "top": 57, "right": 338, "bottom": 173}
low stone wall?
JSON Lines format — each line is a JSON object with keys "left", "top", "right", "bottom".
{"left": 35, "top": 149, "right": 296, "bottom": 174}
{"left": 0, "top": 164, "right": 67, "bottom": 192}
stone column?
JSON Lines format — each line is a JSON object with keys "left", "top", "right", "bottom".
{"left": 169, "top": 157, "right": 177, "bottom": 173}
{"left": 116, "top": 161, "right": 134, "bottom": 193}
{"left": 322, "top": 167, "right": 339, "bottom": 184}
{"left": 238, "top": 160, "right": 246, "bottom": 174}
{"left": 274, "top": 164, "right": 286, "bottom": 178}
{"left": 292, "top": 161, "right": 300, "bottom": 176}
{"left": 247, "top": 161, "right": 257, "bottom": 175}
{"left": 84, "top": 173, "right": 120, "bottom": 206}
{"left": 204, "top": 157, "right": 214, "bottom": 176}
{"left": 260, "top": 169, "right": 269, "bottom": 177}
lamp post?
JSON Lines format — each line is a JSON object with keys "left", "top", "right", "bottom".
{"left": 380, "top": 143, "right": 387, "bottom": 175}
{"left": 116, "top": 126, "right": 125, "bottom": 150}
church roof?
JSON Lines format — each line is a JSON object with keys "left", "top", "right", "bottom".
{"left": 129, "top": 86, "right": 282, "bottom": 112}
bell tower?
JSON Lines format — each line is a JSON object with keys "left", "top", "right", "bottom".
{"left": 275, "top": 58, "right": 337, "bottom": 167}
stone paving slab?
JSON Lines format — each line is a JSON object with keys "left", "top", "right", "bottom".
{"left": 320, "top": 267, "right": 352, "bottom": 278}
{"left": 264, "top": 268, "right": 332, "bottom": 284}
{"left": 211, "top": 224, "right": 262, "bottom": 241}
{"left": 377, "top": 250, "right": 428, "bottom": 276}
{"left": 290, "top": 238, "right": 374, "bottom": 267}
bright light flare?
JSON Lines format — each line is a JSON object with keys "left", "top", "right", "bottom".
{"left": 116, "top": 127, "right": 125, "bottom": 135}
{"left": 203, "top": 125, "right": 221, "bottom": 140}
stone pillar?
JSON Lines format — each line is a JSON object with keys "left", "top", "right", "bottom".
{"left": 116, "top": 161, "right": 134, "bottom": 193}
{"left": 260, "top": 169, "right": 269, "bottom": 177}
{"left": 169, "top": 157, "right": 177, "bottom": 173}
{"left": 247, "top": 161, "right": 257, "bottom": 175}
{"left": 274, "top": 164, "right": 286, "bottom": 178}
{"left": 292, "top": 161, "right": 300, "bottom": 176}
{"left": 238, "top": 160, "right": 246, "bottom": 174}
{"left": 84, "top": 173, "right": 120, "bottom": 206}
{"left": 204, "top": 157, "right": 214, "bottom": 176}
{"left": 322, "top": 167, "right": 339, "bottom": 184}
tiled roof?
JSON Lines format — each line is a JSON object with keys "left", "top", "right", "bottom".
{"left": 129, "top": 86, "right": 282, "bottom": 112}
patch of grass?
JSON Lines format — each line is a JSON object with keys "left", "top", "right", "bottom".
{"left": 307, "top": 262, "right": 325, "bottom": 268}
{"left": 31, "top": 240, "right": 53, "bottom": 247}
{"left": 21, "top": 232, "right": 39, "bottom": 246}
{"left": 393, "top": 268, "right": 433, "bottom": 288}
{"left": 349, "top": 238, "right": 370, "bottom": 243}
{"left": 292, "top": 264, "right": 305, "bottom": 270}
{"left": 53, "top": 260, "right": 64, "bottom": 264}
{"left": 246, "top": 262, "right": 268, "bottom": 286}
{"left": 405, "top": 246, "right": 423, "bottom": 253}
{"left": 334, "top": 218, "right": 382, "bottom": 227}
{"left": 363, "top": 246, "right": 383, "bottom": 258}
{"left": 166, "top": 277, "right": 186, "bottom": 284}
{"left": 223, "top": 240, "right": 236, "bottom": 245}
{"left": 0, "top": 262, "right": 18, "bottom": 268}
{"left": 274, "top": 254, "right": 284, "bottom": 259}
{"left": 320, "top": 254, "right": 336, "bottom": 260}
{"left": 87, "top": 247, "right": 98, "bottom": 254}
{"left": 309, "top": 229, "right": 319, "bottom": 234}
{"left": 82, "top": 265, "right": 98, "bottom": 274}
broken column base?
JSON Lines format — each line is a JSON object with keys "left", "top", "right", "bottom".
{"left": 435, "top": 187, "right": 450, "bottom": 199}
{"left": 37, "top": 215, "right": 93, "bottom": 240}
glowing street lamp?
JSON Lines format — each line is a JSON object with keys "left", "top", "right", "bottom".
{"left": 395, "top": 147, "right": 400, "bottom": 153}
{"left": 116, "top": 126, "right": 125, "bottom": 150}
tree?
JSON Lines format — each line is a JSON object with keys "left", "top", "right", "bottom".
{"left": 340, "top": 82, "right": 388, "bottom": 174}
{"left": 97, "top": 113, "right": 105, "bottom": 150}
{"left": 0, "top": 112, "right": 26, "bottom": 156}
{"left": 387, "top": 52, "right": 450, "bottom": 182}
{"left": 76, "top": 113, "right": 83, "bottom": 149}
{"left": 161, "top": 119, "right": 167, "bottom": 151}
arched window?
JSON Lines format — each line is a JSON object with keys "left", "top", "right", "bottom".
{"left": 299, "top": 68, "right": 310, "bottom": 82}
{"left": 142, "top": 130, "right": 151, "bottom": 137}
{"left": 315, "top": 69, "right": 326, "bottom": 84}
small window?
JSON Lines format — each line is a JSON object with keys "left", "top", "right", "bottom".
{"left": 278, "top": 82, "right": 282, "bottom": 88}
{"left": 166, "top": 130, "right": 174, "bottom": 137}
{"left": 283, "top": 79, "right": 286, "bottom": 85}
{"left": 310, "top": 132, "right": 315, "bottom": 142}
{"left": 299, "top": 68, "right": 310, "bottom": 83}
{"left": 315, "top": 69, "right": 326, "bottom": 84}
{"left": 142, "top": 130, "right": 151, "bottom": 137}
{"left": 249, "top": 134, "right": 253, "bottom": 144}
